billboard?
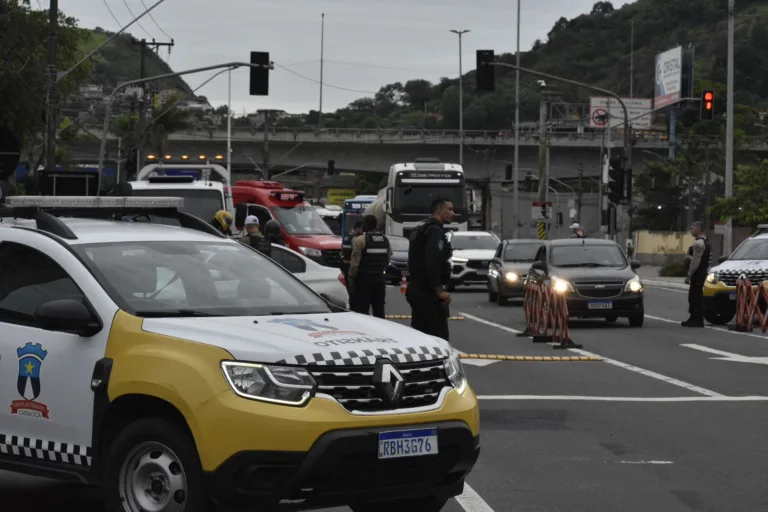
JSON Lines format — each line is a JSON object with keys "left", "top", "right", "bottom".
{"left": 326, "top": 187, "right": 356, "bottom": 207}
{"left": 654, "top": 46, "right": 683, "bottom": 108}
{"left": 589, "top": 97, "right": 652, "bottom": 129}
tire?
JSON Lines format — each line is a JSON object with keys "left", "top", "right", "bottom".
{"left": 605, "top": 315, "right": 618, "bottom": 323}
{"left": 628, "top": 313, "right": 644, "bottom": 327}
{"left": 497, "top": 293, "right": 508, "bottom": 306}
{"left": 488, "top": 290, "right": 498, "bottom": 302}
{"left": 704, "top": 310, "right": 734, "bottom": 325}
{"left": 103, "top": 417, "right": 210, "bottom": 512}
{"left": 352, "top": 496, "right": 448, "bottom": 512}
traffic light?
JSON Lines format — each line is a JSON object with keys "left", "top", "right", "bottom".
{"left": 249, "top": 51, "right": 270, "bottom": 96}
{"left": 607, "top": 156, "right": 624, "bottom": 204}
{"left": 327, "top": 159, "right": 335, "bottom": 176}
{"left": 476, "top": 50, "right": 495, "bottom": 92}
{"left": 700, "top": 89, "right": 714, "bottom": 120}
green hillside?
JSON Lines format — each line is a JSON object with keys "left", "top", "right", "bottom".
{"left": 77, "top": 27, "right": 193, "bottom": 94}
{"left": 333, "top": 0, "right": 768, "bottom": 130}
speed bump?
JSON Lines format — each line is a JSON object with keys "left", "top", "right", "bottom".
{"left": 459, "top": 353, "right": 600, "bottom": 362}
{"left": 386, "top": 315, "right": 465, "bottom": 320}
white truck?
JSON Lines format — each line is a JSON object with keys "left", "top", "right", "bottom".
{"left": 365, "top": 159, "right": 475, "bottom": 238}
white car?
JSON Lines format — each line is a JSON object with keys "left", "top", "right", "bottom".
{"left": 446, "top": 231, "right": 501, "bottom": 291}
{"left": 269, "top": 244, "right": 349, "bottom": 308}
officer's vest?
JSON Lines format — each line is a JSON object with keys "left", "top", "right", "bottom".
{"left": 341, "top": 233, "right": 356, "bottom": 263}
{"left": 249, "top": 234, "right": 272, "bottom": 257}
{"left": 358, "top": 232, "right": 390, "bottom": 273}
{"left": 408, "top": 220, "right": 444, "bottom": 277}
{"left": 693, "top": 236, "right": 712, "bottom": 277}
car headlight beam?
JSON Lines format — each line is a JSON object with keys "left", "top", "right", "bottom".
{"left": 706, "top": 272, "right": 718, "bottom": 284}
{"left": 505, "top": 271, "right": 519, "bottom": 282}
{"left": 221, "top": 362, "right": 316, "bottom": 406}
{"left": 551, "top": 277, "right": 573, "bottom": 293}
{"left": 444, "top": 353, "right": 467, "bottom": 394}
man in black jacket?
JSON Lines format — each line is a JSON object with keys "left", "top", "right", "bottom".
{"left": 348, "top": 215, "right": 391, "bottom": 317}
{"left": 406, "top": 198, "right": 454, "bottom": 340}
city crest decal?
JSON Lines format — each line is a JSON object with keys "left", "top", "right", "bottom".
{"left": 10, "top": 343, "right": 50, "bottom": 419}
{"left": 268, "top": 318, "right": 365, "bottom": 339}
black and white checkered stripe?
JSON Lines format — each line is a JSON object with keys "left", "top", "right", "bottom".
{"left": 276, "top": 346, "right": 453, "bottom": 366}
{"left": 0, "top": 434, "right": 92, "bottom": 466}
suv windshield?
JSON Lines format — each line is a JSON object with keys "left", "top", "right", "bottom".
{"left": 504, "top": 243, "right": 542, "bottom": 262}
{"left": 551, "top": 244, "right": 627, "bottom": 268}
{"left": 450, "top": 235, "right": 499, "bottom": 250}
{"left": 729, "top": 239, "right": 768, "bottom": 260}
{"left": 273, "top": 205, "right": 334, "bottom": 235}
{"left": 73, "top": 241, "right": 332, "bottom": 317}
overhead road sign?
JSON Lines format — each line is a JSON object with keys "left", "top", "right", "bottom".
{"left": 654, "top": 46, "right": 683, "bottom": 108}
{"left": 589, "top": 97, "right": 651, "bottom": 129}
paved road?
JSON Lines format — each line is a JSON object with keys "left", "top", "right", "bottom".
{"left": 6, "top": 282, "right": 768, "bottom": 511}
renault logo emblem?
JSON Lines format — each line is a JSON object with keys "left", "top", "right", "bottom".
{"left": 373, "top": 359, "right": 405, "bottom": 406}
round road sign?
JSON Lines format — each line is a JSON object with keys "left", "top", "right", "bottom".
{"left": 592, "top": 108, "right": 608, "bottom": 126}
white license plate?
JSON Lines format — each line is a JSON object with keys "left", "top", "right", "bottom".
{"left": 378, "top": 428, "right": 438, "bottom": 459}
{"left": 729, "top": 293, "right": 737, "bottom": 300}
{"left": 476, "top": 269, "right": 488, "bottom": 276}
{"left": 588, "top": 301, "right": 613, "bottom": 310}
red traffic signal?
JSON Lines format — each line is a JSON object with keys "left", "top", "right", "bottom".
{"left": 701, "top": 90, "right": 714, "bottom": 120}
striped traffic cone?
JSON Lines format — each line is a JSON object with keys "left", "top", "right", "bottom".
{"left": 400, "top": 275, "right": 407, "bottom": 294}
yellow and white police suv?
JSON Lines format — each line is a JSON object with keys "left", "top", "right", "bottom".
{"left": 0, "top": 196, "right": 479, "bottom": 512}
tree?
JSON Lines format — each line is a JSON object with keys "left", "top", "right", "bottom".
{"left": 0, "top": 1, "right": 93, "bottom": 147}
{"left": 710, "top": 160, "right": 768, "bottom": 229}
{"left": 143, "top": 97, "right": 192, "bottom": 155}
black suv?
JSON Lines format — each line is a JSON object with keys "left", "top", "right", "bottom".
{"left": 528, "top": 238, "right": 645, "bottom": 327}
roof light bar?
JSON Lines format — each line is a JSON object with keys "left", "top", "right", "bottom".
{"left": 6, "top": 196, "right": 185, "bottom": 209}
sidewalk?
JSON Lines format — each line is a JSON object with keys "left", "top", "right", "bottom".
{"left": 636, "top": 265, "right": 688, "bottom": 290}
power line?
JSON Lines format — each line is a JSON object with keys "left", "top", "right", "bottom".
{"left": 138, "top": 0, "right": 171, "bottom": 39}
{"left": 120, "top": 0, "right": 153, "bottom": 38}
{"left": 325, "top": 59, "right": 451, "bottom": 74}
{"left": 274, "top": 64, "right": 377, "bottom": 94}
{"left": 101, "top": 0, "right": 123, "bottom": 27}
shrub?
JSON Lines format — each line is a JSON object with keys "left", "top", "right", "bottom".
{"left": 660, "top": 259, "right": 687, "bottom": 277}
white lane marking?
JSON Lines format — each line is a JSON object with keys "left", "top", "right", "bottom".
{"left": 681, "top": 343, "right": 768, "bottom": 365}
{"left": 455, "top": 482, "right": 495, "bottom": 512}
{"left": 477, "top": 395, "right": 768, "bottom": 402}
{"left": 459, "top": 312, "right": 522, "bottom": 333}
{"left": 461, "top": 359, "right": 499, "bottom": 367}
{"left": 649, "top": 286, "right": 687, "bottom": 294}
{"left": 645, "top": 314, "right": 768, "bottom": 341}
{"left": 612, "top": 460, "right": 674, "bottom": 464}
{"left": 459, "top": 312, "right": 724, "bottom": 397}
{"left": 569, "top": 348, "right": 723, "bottom": 396}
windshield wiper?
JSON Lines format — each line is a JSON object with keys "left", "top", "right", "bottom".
{"left": 134, "top": 309, "right": 220, "bottom": 317}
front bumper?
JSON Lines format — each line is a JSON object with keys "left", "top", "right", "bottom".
{"left": 196, "top": 386, "right": 480, "bottom": 510}
{"left": 703, "top": 282, "right": 738, "bottom": 312}
{"left": 450, "top": 262, "right": 489, "bottom": 285}
{"left": 488, "top": 275, "right": 526, "bottom": 298}
{"left": 564, "top": 293, "right": 644, "bottom": 317}
{"left": 206, "top": 422, "right": 479, "bottom": 511}
{"left": 387, "top": 261, "right": 409, "bottom": 282}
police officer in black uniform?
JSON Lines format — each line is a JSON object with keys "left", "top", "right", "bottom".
{"left": 264, "top": 219, "right": 285, "bottom": 246}
{"left": 239, "top": 215, "right": 273, "bottom": 257}
{"left": 682, "top": 221, "right": 712, "bottom": 327}
{"left": 341, "top": 220, "right": 363, "bottom": 288}
{"left": 406, "top": 198, "right": 455, "bottom": 340}
{"left": 348, "top": 215, "right": 391, "bottom": 318}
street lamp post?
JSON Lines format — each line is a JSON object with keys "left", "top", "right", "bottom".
{"left": 513, "top": 0, "right": 521, "bottom": 239}
{"left": 724, "top": 0, "right": 735, "bottom": 256}
{"left": 450, "top": 29, "right": 470, "bottom": 165}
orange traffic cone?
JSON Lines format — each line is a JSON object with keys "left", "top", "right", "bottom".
{"left": 400, "top": 275, "right": 407, "bottom": 294}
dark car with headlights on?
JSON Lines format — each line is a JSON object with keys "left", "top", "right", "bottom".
{"left": 386, "top": 235, "right": 410, "bottom": 284}
{"left": 528, "top": 238, "right": 645, "bottom": 327}
{"left": 488, "top": 239, "right": 544, "bottom": 305}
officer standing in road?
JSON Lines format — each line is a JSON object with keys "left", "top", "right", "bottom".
{"left": 348, "top": 215, "right": 391, "bottom": 317}
{"left": 264, "top": 219, "right": 285, "bottom": 246}
{"left": 682, "top": 221, "right": 712, "bottom": 327}
{"left": 341, "top": 220, "right": 364, "bottom": 287}
{"left": 238, "top": 215, "right": 273, "bottom": 257}
{"left": 406, "top": 198, "right": 454, "bottom": 340}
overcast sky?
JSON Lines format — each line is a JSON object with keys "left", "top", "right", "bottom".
{"left": 57, "top": 0, "right": 632, "bottom": 114}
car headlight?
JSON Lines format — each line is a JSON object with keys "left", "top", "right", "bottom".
{"left": 444, "top": 352, "right": 467, "bottom": 394}
{"left": 624, "top": 276, "right": 643, "bottom": 292}
{"left": 299, "top": 246, "right": 322, "bottom": 257}
{"left": 489, "top": 268, "right": 499, "bottom": 277}
{"left": 706, "top": 272, "right": 719, "bottom": 284}
{"left": 451, "top": 257, "right": 468, "bottom": 264}
{"left": 551, "top": 276, "right": 573, "bottom": 293}
{"left": 221, "top": 362, "right": 316, "bottom": 406}
{"left": 505, "top": 271, "right": 519, "bottom": 282}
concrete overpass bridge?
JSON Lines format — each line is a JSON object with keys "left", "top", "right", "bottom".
{"left": 61, "top": 127, "right": 768, "bottom": 181}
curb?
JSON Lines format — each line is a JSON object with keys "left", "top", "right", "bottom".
{"left": 643, "top": 279, "right": 689, "bottom": 290}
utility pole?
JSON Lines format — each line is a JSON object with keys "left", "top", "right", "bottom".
{"left": 319, "top": 13, "right": 325, "bottom": 128}
{"left": 261, "top": 110, "right": 271, "bottom": 180}
{"left": 134, "top": 38, "right": 174, "bottom": 169}
{"left": 513, "top": 0, "right": 521, "bottom": 239}
{"left": 44, "top": 0, "right": 59, "bottom": 172}
{"left": 724, "top": 0, "right": 735, "bottom": 256}
{"left": 577, "top": 164, "right": 583, "bottom": 223}
{"left": 450, "top": 29, "right": 470, "bottom": 165}
{"left": 537, "top": 99, "right": 548, "bottom": 202}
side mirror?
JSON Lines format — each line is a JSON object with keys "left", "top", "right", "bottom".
{"left": 321, "top": 293, "right": 347, "bottom": 311}
{"left": 234, "top": 203, "right": 247, "bottom": 228}
{"left": 718, "top": 255, "right": 727, "bottom": 264}
{"left": 631, "top": 260, "right": 641, "bottom": 270}
{"left": 34, "top": 299, "right": 101, "bottom": 337}
{"left": 531, "top": 260, "right": 545, "bottom": 272}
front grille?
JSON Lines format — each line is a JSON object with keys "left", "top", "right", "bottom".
{"left": 719, "top": 271, "right": 768, "bottom": 286}
{"left": 573, "top": 281, "right": 624, "bottom": 299}
{"left": 321, "top": 249, "right": 342, "bottom": 267}
{"left": 390, "top": 260, "right": 408, "bottom": 269}
{"left": 309, "top": 359, "right": 450, "bottom": 412}
{"left": 466, "top": 260, "right": 490, "bottom": 269}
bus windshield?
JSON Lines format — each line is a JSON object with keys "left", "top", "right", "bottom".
{"left": 342, "top": 211, "right": 364, "bottom": 234}
{"left": 393, "top": 184, "right": 465, "bottom": 215}
{"left": 130, "top": 188, "right": 224, "bottom": 222}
